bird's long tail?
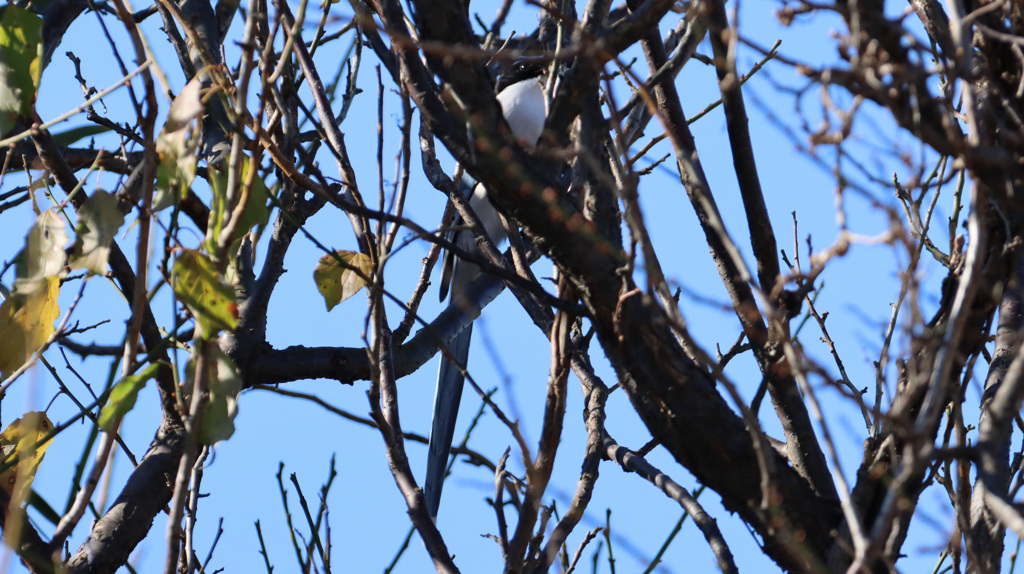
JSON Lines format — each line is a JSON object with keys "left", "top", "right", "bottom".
{"left": 425, "top": 323, "right": 473, "bottom": 521}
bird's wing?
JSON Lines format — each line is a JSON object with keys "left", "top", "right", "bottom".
{"left": 438, "top": 226, "right": 459, "bottom": 302}
{"left": 438, "top": 174, "right": 478, "bottom": 302}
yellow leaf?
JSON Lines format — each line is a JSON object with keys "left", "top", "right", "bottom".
{"left": 313, "top": 250, "right": 372, "bottom": 311}
{"left": 0, "top": 412, "right": 54, "bottom": 503}
{"left": 0, "top": 276, "right": 59, "bottom": 378}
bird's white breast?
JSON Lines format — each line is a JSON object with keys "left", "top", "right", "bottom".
{"left": 497, "top": 78, "right": 547, "bottom": 148}
{"left": 454, "top": 75, "right": 547, "bottom": 260}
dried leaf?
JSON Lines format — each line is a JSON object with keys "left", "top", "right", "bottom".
{"left": 154, "top": 79, "right": 202, "bottom": 211}
{"left": 313, "top": 250, "right": 373, "bottom": 311}
{"left": 15, "top": 209, "right": 68, "bottom": 292}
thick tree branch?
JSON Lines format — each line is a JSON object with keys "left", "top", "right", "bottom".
{"left": 968, "top": 245, "right": 1024, "bottom": 573}
{"left": 705, "top": 1, "right": 781, "bottom": 297}
{"left": 65, "top": 424, "right": 187, "bottom": 574}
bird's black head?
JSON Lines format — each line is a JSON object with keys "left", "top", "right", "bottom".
{"left": 495, "top": 59, "right": 547, "bottom": 93}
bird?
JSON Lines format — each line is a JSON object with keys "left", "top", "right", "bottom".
{"left": 425, "top": 60, "right": 548, "bottom": 521}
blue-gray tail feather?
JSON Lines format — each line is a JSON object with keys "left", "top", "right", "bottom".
{"left": 425, "top": 323, "right": 473, "bottom": 520}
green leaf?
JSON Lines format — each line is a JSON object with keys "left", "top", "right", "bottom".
{"left": 51, "top": 124, "right": 111, "bottom": 147}
{"left": 208, "top": 156, "right": 269, "bottom": 245}
{"left": 313, "top": 250, "right": 372, "bottom": 311}
{"left": 185, "top": 345, "right": 241, "bottom": 445}
{"left": 27, "top": 490, "right": 60, "bottom": 525}
{"left": 201, "top": 346, "right": 241, "bottom": 444}
{"left": 171, "top": 250, "right": 238, "bottom": 337}
{"left": 154, "top": 79, "right": 202, "bottom": 211}
{"left": 0, "top": 5, "right": 41, "bottom": 134}
{"left": 69, "top": 189, "right": 125, "bottom": 275}
{"left": 98, "top": 363, "right": 159, "bottom": 431}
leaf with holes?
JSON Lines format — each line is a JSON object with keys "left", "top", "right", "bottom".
{"left": 171, "top": 250, "right": 237, "bottom": 337}
{"left": 0, "top": 412, "right": 54, "bottom": 504}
